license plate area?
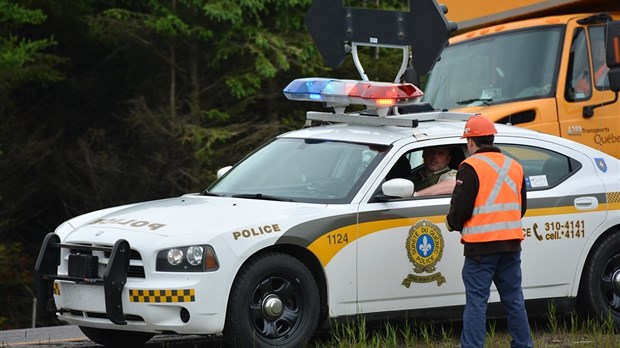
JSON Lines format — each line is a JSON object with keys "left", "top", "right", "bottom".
{"left": 68, "top": 254, "right": 99, "bottom": 278}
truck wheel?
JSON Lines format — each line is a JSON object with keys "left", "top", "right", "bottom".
{"left": 79, "top": 326, "right": 154, "bottom": 347}
{"left": 224, "top": 252, "right": 319, "bottom": 348}
{"left": 579, "top": 230, "right": 620, "bottom": 325}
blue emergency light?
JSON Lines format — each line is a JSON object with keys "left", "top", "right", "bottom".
{"left": 283, "top": 78, "right": 423, "bottom": 107}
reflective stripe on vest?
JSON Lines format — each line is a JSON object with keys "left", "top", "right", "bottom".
{"left": 461, "top": 152, "right": 524, "bottom": 243}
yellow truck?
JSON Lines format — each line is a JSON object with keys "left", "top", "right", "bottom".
{"left": 421, "top": 0, "right": 620, "bottom": 158}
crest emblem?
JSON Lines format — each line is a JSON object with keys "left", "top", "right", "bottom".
{"left": 595, "top": 158, "right": 607, "bottom": 173}
{"left": 402, "top": 219, "right": 446, "bottom": 287}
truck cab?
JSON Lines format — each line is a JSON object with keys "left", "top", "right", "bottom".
{"left": 422, "top": 6, "right": 620, "bottom": 158}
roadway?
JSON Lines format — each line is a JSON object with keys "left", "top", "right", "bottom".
{"left": 0, "top": 325, "right": 224, "bottom": 347}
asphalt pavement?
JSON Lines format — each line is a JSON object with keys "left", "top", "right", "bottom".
{"left": 0, "top": 325, "right": 223, "bottom": 347}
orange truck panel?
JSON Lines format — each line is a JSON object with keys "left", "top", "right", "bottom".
{"left": 422, "top": 1, "right": 620, "bottom": 158}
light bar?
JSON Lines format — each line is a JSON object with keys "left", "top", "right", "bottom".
{"left": 283, "top": 78, "right": 423, "bottom": 107}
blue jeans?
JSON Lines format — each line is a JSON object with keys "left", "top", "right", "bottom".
{"left": 461, "top": 252, "right": 533, "bottom": 348}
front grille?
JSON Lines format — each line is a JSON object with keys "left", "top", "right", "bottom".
{"left": 128, "top": 265, "right": 145, "bottom": 278}
{"left": 104, "top": 249, "right": 142, "bottom": 260}
{"left": 68, "top": 243, "right": 146, "bottom": 278}
{"left": 66, "top": 310, "right": 144, "bottom": 322}
{"left": 86, "top": 311, "right": 144, "bottom": 322}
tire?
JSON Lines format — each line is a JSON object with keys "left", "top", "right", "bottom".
{"left": 579, "top": 230, "right": 620, "bottom": 325}
{"left": 79, "top": 326, "right": 154, "bottom": 347}
{"left": 224, "top": 252, "right": 320, "bottom": 348}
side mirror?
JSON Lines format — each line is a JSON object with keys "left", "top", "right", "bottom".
{"left": 606, "top": 20, "right": 620, "bottom": 92}
{"left": 585, "top": 20, "right": 620, "bottom": 116}
{"left": 216, "top": 166, "right": 233, "bottom": 179}
{"left": 382, "top": 178, "right": 415, "bottom": 198}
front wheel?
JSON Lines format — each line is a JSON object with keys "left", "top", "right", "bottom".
{"left": 579, "top": 230, "right": 620, "bottom": 325}
{"left": 79, "top": 326, "right": 154, "bottom": 347}
{"left": 224, "top": 252, "right": 319, "bottom": 348}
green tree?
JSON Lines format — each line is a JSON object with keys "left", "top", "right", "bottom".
{"left": 0, "top": 0, "right": 65, "bottom": 329}
{"left": 51, "top": 0, "right": 327, "bottom": 212}
{"left": 0, "top": 1, "right": 64, "bottom": 230}
{"left": 0, "top": 0, "right": 419, "bottom": 329}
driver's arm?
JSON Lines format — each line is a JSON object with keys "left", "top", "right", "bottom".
{"left": 414, "top": 178, "right": 456, "bottom": 197}
{"left": 414, "top": 170, "right": 457, "bottom": 197}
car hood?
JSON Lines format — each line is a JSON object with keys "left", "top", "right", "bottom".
{"left": 63, "top": 194, "right": 331, "bottom": 242}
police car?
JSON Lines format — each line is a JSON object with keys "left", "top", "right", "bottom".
{"left": 35, "top": 1, "right": 620, "bottom": 347}
{"left": 35, "top": 78, "right": 620, "bottom": 347}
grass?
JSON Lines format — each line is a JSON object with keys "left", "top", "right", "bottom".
{"left": 311, "top": 308, "right": 620, "bottom": 348}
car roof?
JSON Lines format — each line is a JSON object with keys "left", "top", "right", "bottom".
{"left": 279, "top": 116, "right": 545, "bottom": 146}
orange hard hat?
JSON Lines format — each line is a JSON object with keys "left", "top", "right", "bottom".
{"left": 462, "top": 114, "right": 497, "bottom": 138}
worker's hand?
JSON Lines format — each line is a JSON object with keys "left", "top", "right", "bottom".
{"left": 445, "top": 216, "right": 454, "bottom": 232}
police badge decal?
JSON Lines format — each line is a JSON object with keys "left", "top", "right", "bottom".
{"left": 402, "top": 219, "right": 446, "bottom": 287}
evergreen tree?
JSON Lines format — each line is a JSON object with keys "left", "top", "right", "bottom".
{"left": 0, "top": 0, "right": 65, "bottom": 329}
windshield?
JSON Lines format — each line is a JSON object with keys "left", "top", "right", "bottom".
{"left": 207, "top": 138, "right": 390, "bottom": 204}
{"left": 423, "top": 26, "right": 563, "bottom": 110}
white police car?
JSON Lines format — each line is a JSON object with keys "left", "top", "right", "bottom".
{"left": 35, "top": 76, "right": 620, "bottom": 347}
{"left": 34, "top": 1, "right": 620, "bottom": 345}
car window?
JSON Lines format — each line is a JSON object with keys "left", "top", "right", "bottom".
{"left": 386, "top": 145, "right": 467, "bottom": 181}
{"left": 408, "top": 146, "right": 467, "bottom": 171}
{"left": 209, "top": 138, "right": 390, "bottom": 203}
{"left": 498, "top": 144, "right": 581, "bottom": 190}
{"left": 380, "top": 145, "right": 467, "bottom": 201}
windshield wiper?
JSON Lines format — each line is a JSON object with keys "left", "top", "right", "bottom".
{"left": 456, "top": 98, "right": 493, "bottom": 105}
{"left": 232, "top": 193, "right": 296, "bottom": 202}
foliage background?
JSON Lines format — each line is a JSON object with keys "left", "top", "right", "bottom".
{"left": 0, "top": 0, "right": 411, "bottom": 329}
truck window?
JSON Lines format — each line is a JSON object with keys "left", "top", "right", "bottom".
{"left": 423, "top": 27, "right": 562, "bottom": 110}
{"left": 588, "top": 26, "right": 610, "bottom": 90}
{"left": 565, "top": 27, "right": 592, "bottom": 101}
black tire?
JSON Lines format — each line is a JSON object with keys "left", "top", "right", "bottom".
{"left": 224, "top": 252, "right": 320, "bottom": 348}
{"left": 579, "top": 230, "right": 620, "bottom": 325}
{"left": 79, "top": 326, "right": 154, "bottom": 347}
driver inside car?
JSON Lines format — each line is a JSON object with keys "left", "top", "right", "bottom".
{"left": 411, "top": 146, "right": 458, "bottom": 197}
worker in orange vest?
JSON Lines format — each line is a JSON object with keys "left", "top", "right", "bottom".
{"left": 574, "top": 38, "right": 610, "bottom": 94}
{"left": 446, "top": 115, "right": 532, "bottom": 348}
{"left": 592, "top": 39, "right": 610, "bottom": 88}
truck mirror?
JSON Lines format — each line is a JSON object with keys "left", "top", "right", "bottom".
{"left": 606, "top": 21, "right": 620, "bottom": 91}
{"left": 404, "top": 65, "right": 420, "bottom": 86}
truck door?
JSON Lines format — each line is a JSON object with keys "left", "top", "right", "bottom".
{"left": 561, "top": 24, "right": 620, "bottom": 158}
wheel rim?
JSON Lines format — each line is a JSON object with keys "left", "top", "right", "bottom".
{"left": 249, "top": 275, "right": 302, "bottom": 340}
{"left": 601, "top": 253, "right": 620, "bottom": 313}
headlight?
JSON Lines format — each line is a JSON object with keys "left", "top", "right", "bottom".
{"left": 156, "top": 245, "right": 219, "bottom": 272}
{"left": 167, "top": 248, "right": 184, "bottom": 266}
{"left": 186, "top": 246, "right": 203, "bottom": 266}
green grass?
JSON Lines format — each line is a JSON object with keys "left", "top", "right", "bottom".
{"left": 311, "top": 311, "right": 620, "bottom": 348}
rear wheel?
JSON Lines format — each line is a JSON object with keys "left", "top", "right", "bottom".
{"left": 579, "top": 230, "right": 620, "bottom": 325}
{"left": 79, "top": 326, "right": 154, "bottom": 347}
{"left": 223, "top": 252, "right": 319, "bottom": 348}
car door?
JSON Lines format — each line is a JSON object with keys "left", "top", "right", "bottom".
{"left": 496, "top": 136, "right": 608, "bottom": 301}
{"left": 355, "top": 140, "right": 468, "bottom": 315}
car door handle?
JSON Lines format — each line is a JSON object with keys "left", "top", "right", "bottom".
{"left": 574, "top": 196, "right": 598, "bottom": 211}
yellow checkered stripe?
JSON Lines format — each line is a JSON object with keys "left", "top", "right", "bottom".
{"left": 53, "top": 282, "right": 60, "bottom": 295}
{"left": 608, "top": 192, "right": 620, "bottom": 204}
{"left": 129, "top": 289, "right": 195, "bottom": 303}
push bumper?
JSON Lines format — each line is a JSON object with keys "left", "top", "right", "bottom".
{"left": 34, "top": 232, "right": 131, "bottom": 325}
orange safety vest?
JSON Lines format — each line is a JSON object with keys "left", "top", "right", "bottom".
{"left": 460, "top": 152, "right": 524, "bottom": 243}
